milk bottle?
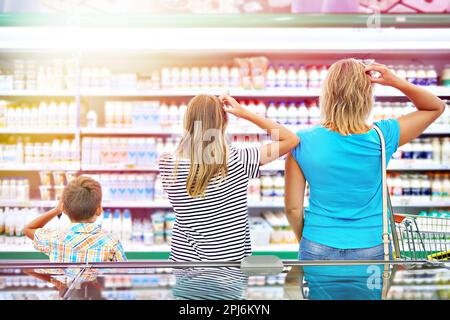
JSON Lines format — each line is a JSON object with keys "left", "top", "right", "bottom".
{"left": 308, "top": 65, "right": 320, "bottom": 89}
{"left": 112, "top": 209, "right": 122, "bottom": 239}
{"left": 416, "top": 65, "right": 427, "bottom": 86}
{"left": 168, "top": 102, "right": 178, "bottom": 126}
{"left": 159, "top": 102, "right": 169, "bottom": 127}
{"left": 286, "top": 64, "right": 297, "bottom": 88}
{"left": 426, "top": 65, "right": 438, "bottom": 86}
{"left": 319, "top": 65, "right": 328, "bottom": 86}
{"left": 161, "top": 67, "right": 171, "bottom": 88}
{"left": 180, "top": 67, "right": 190, "bottom": 88}
{"left": 308, "top": 101, "right": 320, "bottom": 126}
{"left": 200, "top": 67, "right": 210, "bottom": 87}
{"left": 219, "top": 66, "right": 230, "bottom": 87}
{"left": 267, "top": 101, "right": 277, "bottom": 120}
{"left": 171, "top": 67, "right": 180, "bottom": 88}
{"left": 297, "top": 64, "right": 308, "bottom": 89}
{"left": 256, "top": 101, "right": 267, "bottom": 119}
{"left": 277, "top": 101, "right": 288, "bottom": 125}
{"left": 406, "top": 65, "right": 417, "bottom": 84}
{"left": 275, "top": 65, "right": 287, "bottom": 88}
{"left": 266, "top": 64, "right": 277, "bottom": 88}
{"left": 229, "top": 67, "right": 240, "bottom": 88}
{"left": 287, "top": 102, "right": 297, "bottom": 126}
{"left": 431, "top": 175, "right": 443, "bottom": 200}
{"left": 298, "top": 101, "right": 309, "bottom": 127}
{"left": 210, "top": 66, "right": 220, "bottom": 87}
{"left": 38, "top": 101, "right": 48, "bottom": 128}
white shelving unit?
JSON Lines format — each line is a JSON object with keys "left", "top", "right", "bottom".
{"left": 1, "top": 86, "right": 449, "bottom": 97}
{"left": 1, "top": 199, "right": 449, "bottom": 208}
{"left": 0, "top": 21, "right": 449, "bottom": 261}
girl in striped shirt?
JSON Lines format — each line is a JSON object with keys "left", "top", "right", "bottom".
{"left": 159, "top": 94, "right": 299, "bottom": 261}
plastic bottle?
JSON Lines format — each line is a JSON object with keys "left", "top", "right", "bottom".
{"left": 86, "top": 110, "right": 97, "bottom": 128}
{"left": 161, "top": 67, "right": 171, "bottom": 88}
{"left": 406, "top": 65, "right": 417, "bottom": 85}
{"left": 426, "top": 65, "right": 438, "bottom": 86}
{"left": 275, "top": 65, "right": 287, "bottom": 88}
{"left": 266, "top": 64, "right": 277, "bottom": 88}
{"left": 416, "top": 65, "right": 427, "bottom": 86}
{"left": 170, "top": 67, "right": 180, "bottom": 88}
{"left": 396, "top": 65, "right": 407, "bottom": 80}
{"left": 112, "top": 209, "right": 122, "bottom": 240}
{"left": 319, "top": 65, "right": 328, "bottom": 86}
{"left": 296, "top": 64, "right": 308, "bottom": 89}
{"left": 308, "top": 101, "right": 321, "bottom": 126}
{"left": 287, "top": 102, "right": 297, "bottom": 126}
{"left": 159, "top": 102, "right": 169, "bottom": 127}
{"left": 210, "top": 66, "right": 220, "bottom": 87}
{"left": 122, "top": 209, "right": 132, "bottom": 243}
{"left": 286, "top": 64, "right": 297, "bottom": 88}
{"left": 200, "top": 67, "right": 210, "bottom": 87}
{"left": 102, "top": 209, "right": 112, "bottom": 233}
{"left": 277, "top": 101, "right": 288, "bottom": 125}
{"left": 432, "top": 138, "right": 442, "bottom": 164}
{"left": 298, "top": 101, "right": 309, "bottom": 127}
{"left": 229, "top": 67, "right": 240, "bottom": 88}
{"left": 219, "top": 66, "right": 230, "bottom": 87}
{"left": 266, "top": 101, "right": 277, "bottom": 120}
{"left": 308, "top": 65, "right": 320, "bottom": 89}
{"left": 38, "top": 101, "right": 48, "bottom": 128}
{"left": 168, "top": 102, "right": 178, "bottom": 127}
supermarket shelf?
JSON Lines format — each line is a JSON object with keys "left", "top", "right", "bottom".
{"left": 81, "top": 165, "right": 159, "bottom": 172}
{"left": 0, "top": 164, "right": 80, "bottom": 171}
{"left": 260, "top": 161, "right": 450, "bottom": 172}
{"left": 1, "top": 199, "right": 449, "bottom": 208}
{"left": 0, "top": 128, "right": 77, "bottom": 135}
{"left": 4, "top": 86, "right": 448, "bottom": 98}
{"left": 80, "top": 127, "right": 182, "bottom": 135}
{"left": 1, "top": 26, "right": 450, "bottom": 52}
{"left": 0, "top": 89, "right": 75, "bottom": 97}
{"left": 1, "top": 13, "right": 450, "bottom": 28}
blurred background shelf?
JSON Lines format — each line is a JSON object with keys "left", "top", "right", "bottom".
{"left": 1, "top": 86, "right": 449, "bottom": 97}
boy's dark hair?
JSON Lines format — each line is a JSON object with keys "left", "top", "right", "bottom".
{"left": 62, "top": 176, "right": 102, "bottom": 221}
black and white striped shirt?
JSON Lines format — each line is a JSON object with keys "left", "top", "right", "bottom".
{"left": 159, "top": 146, "right": 260, "bottom": 261}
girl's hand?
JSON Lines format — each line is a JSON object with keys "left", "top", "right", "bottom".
{"left": 364, "top": 63, "right": 405, "bottom": 88}
{"left": 55, "top": 199, "right": 64, "bottom": 215}
{"left": 219, "top": 94, "right": 249, "bottom": 119}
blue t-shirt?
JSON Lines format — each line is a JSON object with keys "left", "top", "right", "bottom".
{"left": 292, "top": 119, "right": 400, "bottom": 249}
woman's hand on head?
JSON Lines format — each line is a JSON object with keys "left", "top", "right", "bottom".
{"left": 364, "top": 62, "right": 405, "bottom": 88}
{"left": 219, "top": 94, "right": 249, "bottom": 119}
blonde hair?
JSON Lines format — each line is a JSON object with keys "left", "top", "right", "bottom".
{"left": 321, "top": 58, "right": 373, "bottom": 135}
{"left": 175, "top": 95, "right": 229, "bottom": 198}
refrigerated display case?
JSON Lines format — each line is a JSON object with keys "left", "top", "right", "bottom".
{"left": 0, "top": 259, "right": 448, "bottom": 300}
{"left": 0, "top": 10, "right": 449, "bottom": 260}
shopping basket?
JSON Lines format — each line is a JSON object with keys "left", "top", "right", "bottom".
{"left": 391, "top": 213, "right": 450, "bottom": 261}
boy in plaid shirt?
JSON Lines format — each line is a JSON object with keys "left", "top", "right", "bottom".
{"left": 25, "top": 176, "right": 126, "bottom": 262}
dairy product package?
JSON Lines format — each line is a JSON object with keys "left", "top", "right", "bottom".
{"left": 249, "top": 56, "right": 269, "bottom": 89}
{"left": 234, "top": 58, "right": 252, "bottom": 89}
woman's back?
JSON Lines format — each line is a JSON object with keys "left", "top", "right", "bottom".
{"left": 291, "top": 119, "right": 400, "bottom": 249}
{"left": 159, "top": 146, "right": 260, "bottom": 261}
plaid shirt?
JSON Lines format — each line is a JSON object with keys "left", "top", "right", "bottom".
{"left": 34, "top": 223, "right": 127, "bottom": 263}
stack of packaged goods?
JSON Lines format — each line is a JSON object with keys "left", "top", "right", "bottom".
{"left": 82, "top": 137, "right": 178, "bottom": 168}
{"left": 388, "top": 268, "right": 450, "bottom": 300}
{"left": 392, "top": 137, "right": 450, "bottom": 166}
{"left": 0, "top": 100, "right": 77, "bottom": 129}
{"left": 38, "top": 171, "right": 77, "bottom": 202}
{"left": 0, "top": 59, "right": 76, "bottom": 91}
{"left": 0, "top": 207, "right": 41, "bottom": 246}
{"left": 0, "top": 137, "right": 79, "bottom": 168}
{"left": 0, "top": 178, "right": 30, "bottom": 202}
{"left": 388, "top": 173, "right": 450, "bottom": 203}
{"left": 101, "top": 209, "right": 175, "bottom": 247}
{"left": 262, "top": 211, "right": 298, "bottom": 245}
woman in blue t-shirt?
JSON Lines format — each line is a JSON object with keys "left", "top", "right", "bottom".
{"left": 285, "top": 59, "right": 445, "bottom": 260}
